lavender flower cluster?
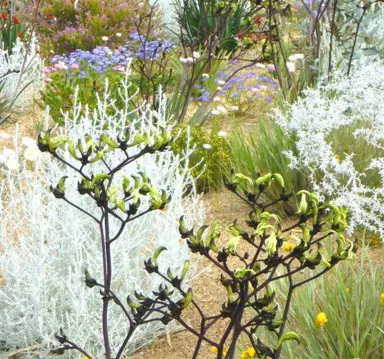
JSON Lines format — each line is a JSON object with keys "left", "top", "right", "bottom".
{"left": 193, "top": 61, "right": 278, "bottom": 104}
{"left": 48, "top": 33, "right": 175, "bottom": 77}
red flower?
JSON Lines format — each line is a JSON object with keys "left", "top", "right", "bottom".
{"left": 17, "top": 32, "right": 22, "bottom": 38}
{"left": 12, "top": 15, "right": 20, "bottom": 25}
{"left": 237, "top": 29, "right": 244, "bottom": 39}
{"left": 253, "top": 15, "right": 263, "bottom": 27}
{"left": 256, "top": 33, "right": 265, "bottom": 41}
{"left": 246, "top": 33, "right": 257, "bottom": 41}
{"left": 1, "top": 12, "right": 8, "bottom": 21}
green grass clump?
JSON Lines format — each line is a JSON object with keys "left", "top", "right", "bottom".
{"left": 231, "top": 119, "right": 310, "bottom": 215}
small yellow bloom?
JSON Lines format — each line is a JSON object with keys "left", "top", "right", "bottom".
{"left": 380, "top": 293, "right": 384, "bottom": 307}
{"left": 283, "top": 242, "right": 296, "bottom": 253}
{"left": 240, "top": 347, "right": 257, "bottom": 358}
{"left": 315, "top": 312, "right": 328, "bottom": 329}
{"left": 335, "top": 154, "right": 342, "bottom": 163}
{"left": 211, "top": 346, "right": 228, "bottom": 356}
{"left": 345, "top": 287, "right": 349, "bottom": 294}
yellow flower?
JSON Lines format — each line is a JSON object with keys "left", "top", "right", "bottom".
{"left": 211, "top": 346, "right": 228, "bottom": 356}
{"left": 345, "top": 287, "right": 349, "bottom": 294}
{"left": 335, "top": 154, "right": 342, "bottom": 163}
{"left": 283, "top": 242, "right": 296, "bottom": 253}
{"left": 380, "top": 293, "right": 384, "bottom": 307}
{"left": 240, "top": 347, "right": 257, "bottom": 358}
{"left": 315, "top": 312, "right": 328, "bottom": 329}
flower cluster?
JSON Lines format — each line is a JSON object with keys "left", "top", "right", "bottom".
{"left": 45, "top": 33, "right": 175, "bottom": 77}
{"left": 193, "top": 61, "right": 278, "bottom": 107}
{"left": 22, "top": 0, "right": 157, "bottom": 56}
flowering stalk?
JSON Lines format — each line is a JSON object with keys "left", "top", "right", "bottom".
{"left": 39, "top": 125, "right": 178, "bottom": 359}
{"left": 141, "top": 170, "right": 355, "bottom": 359}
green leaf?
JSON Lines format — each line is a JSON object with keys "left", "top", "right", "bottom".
{"left": 275, "top": 331, "right": 300, "bottom": 350}
{"left": 153, "top": 247, "right": 167, "bottom": 267}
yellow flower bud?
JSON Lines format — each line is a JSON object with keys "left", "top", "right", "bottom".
{"left": 211, "top": 346, "right": 228, "bottom": 356}
{"left": 240, "top": 347, "right": 257, "bottom": 358}
{"left": 315, "top": 312, "right": 328, "bottom": 329}
{"left": 380, "top": 293, "right": 384, "bottom": 307}
{"left": 283, "top": 242, "right": 296, "bottom": 253}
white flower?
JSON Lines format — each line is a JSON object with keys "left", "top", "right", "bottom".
{"left": 218, "top": 131, "right": 228, "bottom": 137}
{"left": 181, "top": 57, "right": 195, "bottom": 64}
{"left": 217, "top": 86, "right": 223, "bottom": 91}
{"left": 202, "top": 73, "right": 209, "bottom": 78}
{"left": 116, "top": 33, "right": 122, "bottom": 38}
{"left": 192, "top": 51, "right": 200, "bottom": 59}
{"left": 251, "top": 87, "right": 260, "bottom": 92}
{"left": 218, "top": 80, "right": 226, "bottom": 85}
{"left": 255, "top": 63, "right": 266, "bottom": 68}
{"left": 286, "top": 61, "right": 296, "bottom": 73}
{"left": 4, "top": 158, "right": 19, "bottom": 170}
{"left": 21, "top": 137, "right": 36, "bottom": 147}
{"left": 211, "top": 110, "right": 221, "bottom": 115}
{"left": 216, "top": 105, "right": 227, "bottom": 114}
{"left": 202, "top": 143, "right": 212, "bottom": 150}
{"left": 213, "top": 96, "right": 221, "bottom": 102}
{"left": 229, "top": 105, "right": 239, "bottom": 111}
{"left": 288, "top": 53, "right": 305, "bottom": 62}
{"left": 0, "top": 132, "right": 10, "bottom": 139}
{"left": 102, "top": 36, "right": 109, "bottom": 42}
{"left": 24, "top": 146, "right": 41, "bottom": 162}
{"left": 54, "top": 61, "right": 68, "bottom": 70}
{"left": 0, "top": 148, "right": 19, "bottom": 170}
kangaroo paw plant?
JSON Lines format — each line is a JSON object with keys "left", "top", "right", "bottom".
{"left": 37, "top": 126, "right": 191, "bottom": 359}
{"left": 0, "top": 70, "right": 203, "bottom": 357}
{"left": 139, "top": 171, "right": 355, "bottom": 359}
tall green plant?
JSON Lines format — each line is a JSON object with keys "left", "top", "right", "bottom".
{"left": 173, "top": 0, "right": 254, "bottom": 54}
{"left": 270, "top": 243, "right": 384, "bottom": 358}
{"left": 231, "top": 119, "right": 310, "bottom": 215}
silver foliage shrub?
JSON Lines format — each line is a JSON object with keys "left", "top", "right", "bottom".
{"left": 0, "top": 71, "right": 204, "bottom": 358}
{"left": 318, "top": 3, "right": 384, "bottom": 74}
{"left": 0, "top": 33, "right": 43, "bottom": 108}
{"left": 272, "top": 60, "right": 384, "bottom": 240}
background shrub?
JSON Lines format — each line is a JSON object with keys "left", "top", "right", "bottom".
{"left": 273, "top": 60, "right": 384, "bottom": 239}
{"left": 24, "top": 0, "right": 158, "bottom": 56}
{"left": 172, "top": 123, "right": 233, "bottom": 192}
{"left": 173, "top": 0, "right": 265, "bottom": 54}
